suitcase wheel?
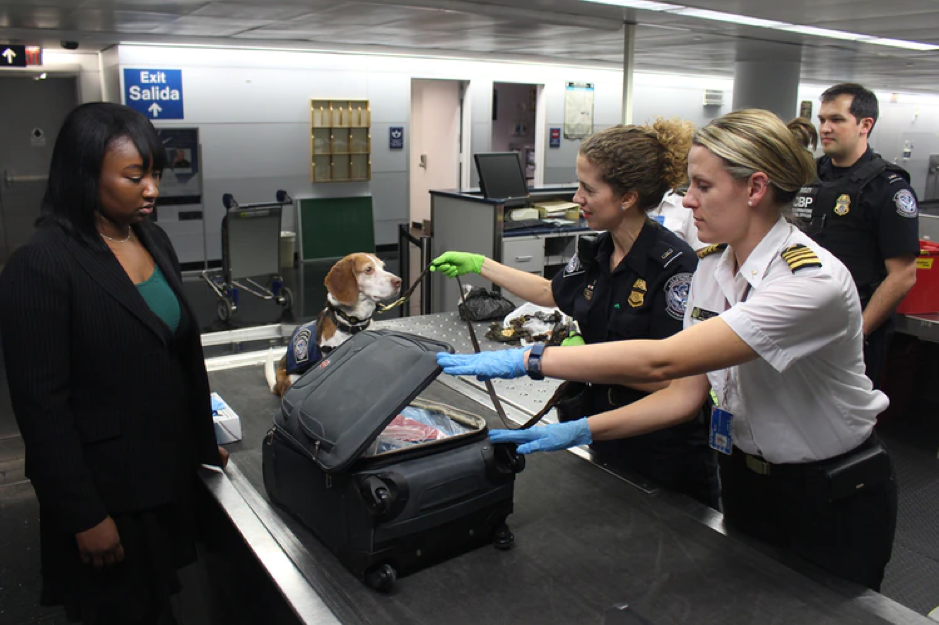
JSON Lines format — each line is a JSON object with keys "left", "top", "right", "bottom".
{"left": 365, "top": 563, "right": 397, "bottom": 591}
{"left": 492, "top": 524, "right": 514, "bottom": 550}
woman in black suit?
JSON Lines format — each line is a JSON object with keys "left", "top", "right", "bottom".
{"left": 0, "top": 102, "right": 226, "bottom": 624}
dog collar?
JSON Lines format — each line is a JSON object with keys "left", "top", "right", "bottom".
{"left": 329, "top": 306, "right": 371, "bottom": 334}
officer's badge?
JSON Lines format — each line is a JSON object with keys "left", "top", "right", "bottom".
{"left": 834, "top": 194, "right": 851, "bottom": 216}
{"left": 628, "top": 278, "right": 647, "bottom": 308}
{"left": 583, "top": 280, "right": 596, "bottom": 301}
{"left": 781, "top": 244, "right": 822, "bottom": 272}
{"left": 664, "top": 272, "right": 692, "bottom": 320}
{"left": 894, "top": 188, "right": 918, "bottom": 218}
{"left": 293, "top": 327, "right": 312, "bottom": 363}
{"left": 564, "top": 253, "right": 584, "bottom": 276}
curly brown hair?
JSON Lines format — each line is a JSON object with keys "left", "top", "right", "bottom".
{"left": 578, "top": 117, "right": 694, "bottom": 212}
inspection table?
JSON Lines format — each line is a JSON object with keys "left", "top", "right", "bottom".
{"left": 199, "top": 313, "right": 932, "bottom": 625}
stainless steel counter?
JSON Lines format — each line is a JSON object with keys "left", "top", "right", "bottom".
{"left": 896, "top": 313, "right": 939, "bottom": 343}
{"left": 198, "top": 314, "right": 934, "bottom": 625}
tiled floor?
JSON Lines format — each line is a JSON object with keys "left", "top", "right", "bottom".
{"left": 2, "top": 252, "right": 939, "bottom": 622}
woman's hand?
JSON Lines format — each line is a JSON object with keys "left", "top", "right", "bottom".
{"left": 75, "top": 516, "right": 124, "bottom": 569}
{"left": 489, "top": 418, "right": 593, "bottom": 454}
{"left": 218, "top": 446, "right": 230, "bottom": 469}
{"left": 429, "top": 251, "right": 485, "bottom": 278}
{"left": 436, "top": 349, "right": 528, "bottom": 381}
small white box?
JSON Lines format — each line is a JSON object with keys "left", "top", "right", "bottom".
{"left": 211, "top": 392, "right": 243, "bottom": 444}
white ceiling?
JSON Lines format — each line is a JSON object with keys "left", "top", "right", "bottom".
{"left": 2, "top": 0, "right": 939, "bottom": 93}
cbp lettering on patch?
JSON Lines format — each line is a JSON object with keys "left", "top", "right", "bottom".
{"left": 894, "top": 188, "right": 918, "bottom": 218}
{"left": 564, "top": 253, "right": 584, "bottom": 277}
{"left": 665, "top": 272, "right": 692, "bottom": 320}
{"left": 293, "top": 328, "right": 312, "bottom": 363}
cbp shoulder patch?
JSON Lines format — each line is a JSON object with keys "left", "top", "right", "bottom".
{"left": 564, "top": 253, "right": 584, "bottom": 276}
{"left": 894, "top": 188, "right": 918, "bottom": 218}
{"left": 781, "top": 244, "right": 822, "bottom": 272}
{"left": 665, "top": 272, "right": 692, "bottom": 320}
{"left": 696, "top": 243, "right": 727, "bottom": 259}
{"left": 293, "top": 327, "right": 312, "bottom": 363}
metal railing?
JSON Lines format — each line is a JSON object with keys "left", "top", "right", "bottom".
{"left": 398, "top": 222, "right": 432, "bottom": 317}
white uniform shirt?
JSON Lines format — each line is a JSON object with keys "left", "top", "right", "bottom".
{"left": 683, "top": 216, "right": 888, "bottom": 463}
{"left": 651, "top": 193, "right": 706, "bottom": 252}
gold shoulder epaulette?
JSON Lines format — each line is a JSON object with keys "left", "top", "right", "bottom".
{"left": 696, "top": 243, "right": 727, "bottom": 259}
{"left": 781, "top": 244, "right": 822, "bottom": 272}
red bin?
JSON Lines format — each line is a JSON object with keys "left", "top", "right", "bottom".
{"left": 896, "top": 240, "right": 939, "bottom": 314}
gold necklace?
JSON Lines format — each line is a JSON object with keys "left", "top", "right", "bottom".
{"left": 99, "top": 228, "right": 132, "bottom": 243}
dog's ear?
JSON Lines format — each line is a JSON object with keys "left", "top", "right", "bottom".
{"left": 325, "top": 256, "right": 359, "bottom": 306}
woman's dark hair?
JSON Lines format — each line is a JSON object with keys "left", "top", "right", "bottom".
{"left": 38, "top": 102, "right": 166, "bottom": 246}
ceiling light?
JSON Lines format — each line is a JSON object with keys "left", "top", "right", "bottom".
{"left": 864, "top": 37, "right": 939, "bottom": 51}
{"left": 779, "top": 25, "right": 865, "bottom": 41}
{"left": 581, "top": 0, "right": 682, "bottom": 10}
{"left": 666, "top": 7, "right": 789, "bottom": 29}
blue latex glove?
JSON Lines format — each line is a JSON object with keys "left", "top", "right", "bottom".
{"left": 436, "top": 349, "right": 528, "bottom": 381}
{"left": 210, "top": 393, "right": 226, "bottom": 414}
{"left": 489, "top": 418, "right": 593, "bottom": 454}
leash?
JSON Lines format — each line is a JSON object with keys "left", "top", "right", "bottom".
{"left": 376, "top": 261, "right": 564, "bottom": 430}
{"left": 376, "top": 264, "right": 433, "bottom": 314}
{"left": 455, "top": 276, "right": 564, "bottom": 431}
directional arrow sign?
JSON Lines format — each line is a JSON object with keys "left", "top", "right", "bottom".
{"left": 1, "top": 46, "right": 26, "bottom": 67}
{"left": 123, "top": 69, "right": 184, "bottom": 120}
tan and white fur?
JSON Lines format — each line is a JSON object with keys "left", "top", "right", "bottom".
{"left": 265, "top": 253, "right": 401, "bottom": 396}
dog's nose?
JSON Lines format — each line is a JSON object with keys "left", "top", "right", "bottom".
{"left": 392, "top": 276, "right": 402, "bottom": 289}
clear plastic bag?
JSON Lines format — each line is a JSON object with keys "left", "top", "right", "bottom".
{"left": 370, "top": 405, "right": 473, "bottom": 455}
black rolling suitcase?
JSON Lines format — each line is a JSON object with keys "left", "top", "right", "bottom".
{"left": 262, "top": 330, "right": 525, "bottom": 590}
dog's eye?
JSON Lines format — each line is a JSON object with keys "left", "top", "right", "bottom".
{"left": 364, "top": 266, "right": 373, "bottom": 274}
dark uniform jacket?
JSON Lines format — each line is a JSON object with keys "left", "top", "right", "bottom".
{"left": 793, "top": 147, "right": 920, "bottom": 298}
{"left": 552, "top": 219, "right": 697, "bottom": 407}
{"left": 0, "top": 222, "right": 221, "bottom": 535}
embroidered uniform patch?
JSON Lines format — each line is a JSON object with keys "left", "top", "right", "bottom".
{"left": 665, "top": 272, "right": 692, "bottom": 320}
{"left": 697, "top": 243, "right": 727, "bottom": 259}
{"left": 781, "top": 244, "right": 822, "bottom": 272}
{"left": 691, "top": 307, "right": 718, "bottom": 321}
{"left": 292, "top": 327, "right": 312, "bottom": 363}
{"left": 564, "top": 253, "right": 584, "bottom": 276}
{"left": 894, "top": 188, "right": 918, "bottom": 218}
{"left": 834, "top": 193, "right": 851, "bottom": 216}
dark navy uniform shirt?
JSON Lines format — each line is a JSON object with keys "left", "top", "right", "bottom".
{"left": 551, "top": 219, "right": 697, "bottom": 348}
{"left": 809, "top": 148, "right": 920, "bottom": 293}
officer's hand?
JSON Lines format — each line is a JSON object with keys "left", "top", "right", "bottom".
{"left": 560, "top": 334, "right": 585, "bottom": 347}
{"left": 429, "top": 251, "right": 485, "bottom": 278}
{"left": 436, "top": 349, "right": 528, "bottom": 381}
{"left": 489, "top": 418, "right": 593, "bottom": 454}
{"left": 75, "top": 516, "right": 124, "bottom": 569}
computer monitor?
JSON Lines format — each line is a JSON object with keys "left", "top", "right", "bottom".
{"left": 474, "top": 152, "right": 529, "bottom": 201}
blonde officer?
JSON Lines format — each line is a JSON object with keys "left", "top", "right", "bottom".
{"left": 436, "top": 109, "right": 897, "bottom": 591}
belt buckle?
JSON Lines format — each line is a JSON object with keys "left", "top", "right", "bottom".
{"left": 745, "top": 455, "right": 772, "bottom": 475}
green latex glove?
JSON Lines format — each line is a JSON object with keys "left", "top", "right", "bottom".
{"left": 430, "top": 251, "right": 485, "bottom": 278}
{"left": 561, "top": 334, "right": 585, "bottom": 347}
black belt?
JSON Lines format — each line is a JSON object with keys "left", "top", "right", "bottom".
{"left": 733, "top": 433, "right": 879, "bottom": 478}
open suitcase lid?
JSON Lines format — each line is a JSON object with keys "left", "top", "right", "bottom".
{"left": 280, "top": 330, "right": 455, "bottom": 473}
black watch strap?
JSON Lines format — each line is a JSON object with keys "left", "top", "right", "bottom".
{"left": 526, "top": 343, "right": 547, "bottom": 380}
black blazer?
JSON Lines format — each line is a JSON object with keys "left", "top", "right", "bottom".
{"left": 0, "top": 222, "right": 220, "bottom": 534}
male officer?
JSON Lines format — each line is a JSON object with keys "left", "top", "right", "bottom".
{"left": 794, "top": 83, "right": 918, "bottom": 388}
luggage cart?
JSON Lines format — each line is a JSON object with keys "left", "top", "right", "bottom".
{"left": 202, "top": 190, "right": 294, "bottom": 322}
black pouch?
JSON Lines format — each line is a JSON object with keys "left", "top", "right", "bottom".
{"left": 555, "top": 382, "right": 589, "bottom": 423}
{"left": 818, "top": 440, "right": 892, "bottom": 501}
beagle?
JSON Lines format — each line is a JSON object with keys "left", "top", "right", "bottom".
{"left": 265, "top": 253, "right": 401, "bottom": 396}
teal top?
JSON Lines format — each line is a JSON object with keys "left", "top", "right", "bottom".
{"left": 136, "top": 264, "right": 181, "bottom": 332}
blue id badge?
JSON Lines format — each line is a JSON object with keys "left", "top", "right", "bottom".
{"left": 709, "top": 407, "right": 734, "bottom": 455}
{"left": 653, "top": 215, "right": 666, "bottom": 225}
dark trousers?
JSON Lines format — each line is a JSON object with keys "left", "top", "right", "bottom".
{"left": 557, "top": 383, "right": 720, "bottom": 510}
{"left": 862, "top": 306, "right": 895, "bottom": 390}
{"left": 718, "top": 435, "right": 897, "bottom": 591}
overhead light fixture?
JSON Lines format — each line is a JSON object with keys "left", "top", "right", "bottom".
{"left": 581, "top": 0, "right": 939, "bottom": 51}
{"left": 581, "top": 0, "right": 682, "bottom": 10}
{"left": 864, "top": 37, "right": 939, "bottom": 51}
{"left": 779, "top": 25, "right": 865, "bottom": 41}
{"left": 667, "top": 7, "right": 789, "bottom": 29}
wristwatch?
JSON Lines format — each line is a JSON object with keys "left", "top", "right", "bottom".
{"left": 526, "top": 343, "right": 547, "bottom": 380}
